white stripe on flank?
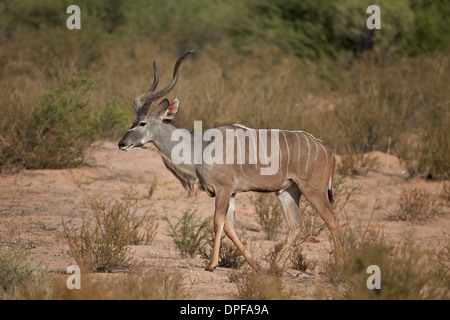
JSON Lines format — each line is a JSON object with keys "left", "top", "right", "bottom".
{"left": 232, "top": 124, "right": 328, "bottom": 178}
{"left": 233, "top": 124, "right": 323, "bottom": 144}
{"left": 304, "top": 133, "right": 311, "bottom": 175}
{"left": 282, "top": 132, "right": 290, "bottom": 177}
{"left": 319, "top": 143, "right": 329, "bottom": 184}
{"left": 313, "top": 139, "right": 319, "bottom": 162}
{"left": 295, "top": 132, "right": 301, "bottom": 163}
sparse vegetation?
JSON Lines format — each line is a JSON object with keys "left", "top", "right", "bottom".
{"left": 324, "top": 207, "right": 448, "bottom": 300}
{"left": 62, "top": 189, "right": 158, "bottom": 272}
{"left": 0, "top": 251, "right": 190, "bottom": 300}
{"left": 0, "top": 71, "right": 127, "bottom": 171}
{"left": 339, "top": 153, "right": 380, "bottom": 177}
{"left": 200, "top": 225, "right": 247, "bottom": 269}
{"left": 262, "top": 240, "right": 291, "bottom": 277}
{"left": 433, "top": 233, "right": 450, "bottom": 288}
{"left": 51, "top": 265, "right": 190, "bottom": 300}
{"left": 228, "top": 267, "right": 292, "bottom": 300}
{"left": 166, "top": 208, "right": 211, "bottom": 258}
{"left": 0, "top": 248, "right": 51, "bottom": 300}
{"left": 394, "top": 187, "right": 440, "bottom": 222}
{"left": 249, "top": 193, "right": 284, "bottom": 241}
{"left": 290, "top": 245, "right": 317, "bottom": 272}
{"left": 441, "top": 183, "right": 450, "bottom": 205}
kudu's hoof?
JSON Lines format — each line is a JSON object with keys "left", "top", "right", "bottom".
{"left": 205, "top": 265, "right": 217, "bottom": 272}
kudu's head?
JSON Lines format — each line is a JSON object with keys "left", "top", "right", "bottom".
{"left": 118, "top": 50, "right": 193, "bottom": 151}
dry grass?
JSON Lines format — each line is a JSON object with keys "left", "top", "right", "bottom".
{"left": 339, "top": 153, "right": 380, "bottom": 177}
{"left": 392, "top": 187, "right": 440, "bottom": 222}
{"left": 249, "top": 193, "right": 284, "bottom": 241}
{"left": 50, "top": 265, "right": 190, "bottom": 300}
{"left": 0, "top": 248, "right": 51, "bottom": 299}
{"left": 62, "top": 189, "right": 158, "bottom": 273}
{"left": 433, "top": 233, "right": 450, "bottom": 288}
{"left": 228, "top": 266, "right": 292, "bottom": 300}
{"left": 324, "top": 203, "right": 448, "bottom": 300}
{"left": 0, "top": 247, "right": 190, "bottom": 300}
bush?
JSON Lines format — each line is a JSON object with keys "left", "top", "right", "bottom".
{"left": 339, "top": 153, "right": 379, "bottom": 177}
{"left": 166, "top": 208, "right": 211, "bottom": 258}
{"left": 325, "top": 216, "right": 447, "bottom": 299}
{"left": 249, "top": 193, "right": 284, "bottom": 241}
{"left": 200, "top": 225, "right": 246, "bottom": 269}
{"left": 290, "top": 245, "right": 317, "bottom": 272}
{"left": 62, "top": 189, "right": 158, "bottom": 272}
{"left": 417, "top": 101, "right": 450, "bottom": 180}
{"left": 393, "top": 187, "right": 440, "bottom": 222}
{"left": 0, "top": 71, "right": 127, "bottom": 171}
{"left": 228, "top": 267, "right": 292, "bottom": 300}
{"left": 262, "top": 240, "right": 291, "bottom": 277}
{"left": 0, "top": 248, "right": 51, "bottom": 299}
{"left": 433, "top": 233, "right": 450, "bottom": 289}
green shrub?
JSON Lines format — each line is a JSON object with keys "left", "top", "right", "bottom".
{"left": 249, "top": 193, "right": 284, "bottom": 241}
{"left": 0, "top": 71, "right": 127, "bottom": 171}
{"left": 406, "top": 0, "right": 450, "bottom": 54}
{"left": 290, "top": 245, "right": 317, "bottom": 272}
{"left": 0, "top": 248, "right": 51, "bottom": 299}
{"left": 166, "top": 208, "right": 211, "bottom": 258}
{"left": 62, "top": 189, "right": 157, "bottom": 272}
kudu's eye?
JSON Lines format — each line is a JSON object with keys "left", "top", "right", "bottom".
{"left": 139, "top": 122, "right": 147, "bottom": 127}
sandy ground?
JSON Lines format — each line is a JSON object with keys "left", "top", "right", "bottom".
{"left": 0, "top": 141, "right": 448, "bottom": 299}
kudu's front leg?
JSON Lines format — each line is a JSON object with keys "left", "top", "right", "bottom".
{"left": 205, "top": 190, "right": 232, "bottom": 271}
{"left": 223, "top": 195, "right": 260, "bottom": 271}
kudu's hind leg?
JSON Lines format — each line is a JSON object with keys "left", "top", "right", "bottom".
{"left": 276, "top": 183, "right": 304, "bottom": 263}
{"left": 301, "top": 188, "right": 341, "bottom": 254}
{"left": 223, "top": 195, "right": 260, "bottom": 270}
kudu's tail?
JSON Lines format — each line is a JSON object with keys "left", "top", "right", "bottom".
{"left": 327, "top": 176, "right": 334, "bottom": 204}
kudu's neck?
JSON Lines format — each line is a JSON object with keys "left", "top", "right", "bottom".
{"left": 151, "top": 121, "right": 179, "bottom": 156}
{"left": 150, "top": 121, "right": 199, "bottom": 191}
{"left": 151, "top": 122, "right": 190, "bottom": 158}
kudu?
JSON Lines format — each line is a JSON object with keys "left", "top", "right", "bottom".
{"left": 118, "top": 51, "right": 340, "bottom": 271}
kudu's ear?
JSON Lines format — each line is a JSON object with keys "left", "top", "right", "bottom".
{"left": 155, "top": 98, "right": 180, "bottom": 121}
